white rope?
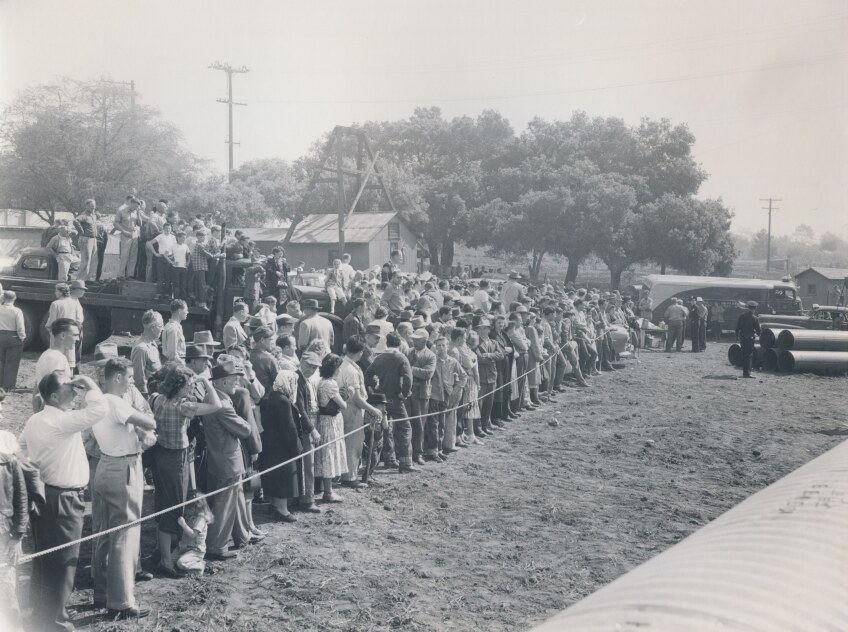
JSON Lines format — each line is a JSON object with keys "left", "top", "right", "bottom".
{"left": 17, "top": 338, "right": 584, "bottom": 565}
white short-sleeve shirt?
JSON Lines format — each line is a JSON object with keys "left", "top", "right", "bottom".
{"left": 91, "top": 393, "right": 141, "bottom": 457}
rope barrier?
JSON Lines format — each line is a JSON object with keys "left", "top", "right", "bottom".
{"left": 16, "top": 337, "right": 594, "bottom": 565}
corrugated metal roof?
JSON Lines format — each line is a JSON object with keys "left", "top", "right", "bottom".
{"left": 240, "top": 212, "right": 405, "bottom": 244}
{"left": 796, "top": 267, "right": 848, "bottom": 280}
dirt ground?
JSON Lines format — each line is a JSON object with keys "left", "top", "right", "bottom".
{"left": 2, "top": 344, "right": 845, "bottom": 631}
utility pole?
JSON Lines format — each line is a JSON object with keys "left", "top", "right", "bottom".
{"left": 209, "top": 61, "right": 249, "bottom": 181}
{"left": 760, "top": 198, "right": 781, "bottom": 272}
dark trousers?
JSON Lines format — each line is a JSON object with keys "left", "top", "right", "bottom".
{"left": 408, "top": 397, "right": 428, "bottom": 459}
{"left": 191, "top": 270, "right": 208, "bottom": 305}
{"left": 171, "top": 267, "right": 188, "bottom": 300}
{"left": 156, "top": 257, "right": 172, "bottom": 296}
{"left": 479, "top": 386, "right": 495, "bottom": 430}
{"left": 424, "top": 399, "right": 446, "bottom": 456}
{"left": 740, "top": 337, "right": 755, "bottom": 376}
{"left": 576, "top": 339, "right": 597, "bottom": 373}
{"left": 666, "top": 322, "right": 685, "bottom": 351}
{"left": 31, "top": 486, "right": 85, "bottom": 631}
{"left": 95, "top": 241, "right": 106, "bottom": 280}
{"left": 0, "top": 331, "right": 23, "bottom": 390}
{"left": 552, "top": 351, "right": 567, "bottom": 388}
{"left": 385, "top": 398, "right": 410, "bottom": 468}
{"left": 362, "top": 413, "right": 387, "bottom": 480}
{"left": 712, "top": 321, "right": 723, "bottom": 342}
{"left": 698, "top": 320, "right": 707, "bottom": 351}
{"left": 514, "top": 353, "right": 528, "bottom": 409}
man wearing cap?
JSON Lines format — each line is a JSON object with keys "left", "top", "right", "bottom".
{"left": 663, "top": 298, "right": 689, "bottom": 352}
{"left": 89, "top": 357, "right": 156, "bottom": 620}
{"left": 735, "top": 301, "right": 761, "bottom": 378}
{"left": 297, "top": 299, "right": 334, "bottom": 354}
{"left": 407, "top": 329, "right": 436, "bottom": 464}
{"left": 428, "top": 335, "right": 465, "bottom": 458}
{"left": 131, "top": 310, "right": 163, "bottom": 396}
{"left": 162, "top": 299, "right": 188, "bottom": 364}
{"left": 342, "top": 298, "right": 367, "bottom": 342}
{"left": 223, "top": 302, "right": 250, "bottom": 351}
{"left": 191, "top": 330, "right": 221, "bottom": 361}
{"left": 365, "top": 332, "right": 414, "bottom": 473}
{"left": 203, "top": 363, "right": 253, "bottom": 560}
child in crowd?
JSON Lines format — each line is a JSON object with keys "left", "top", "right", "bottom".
{"left": 170, "top": 232, "right": 191, "bottom": 299}
{"left": 175, "top": 492, "right": 213, "bottom": 576}
{"left": 0, "top": 393, "right": 28, "bottom": 629}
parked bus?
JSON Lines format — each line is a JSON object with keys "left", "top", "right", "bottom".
{"left": 641, "top": 274, "right": 802, "bottom": 331}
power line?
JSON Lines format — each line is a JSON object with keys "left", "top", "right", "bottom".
{"left": 209, "top": 61, "right": 250, "bottom": 181}
{"left": 252, "top": 50, "right": 846, "bottom": 105}
{"left": 760, "top": 198, "right": 782, "bottom": 272}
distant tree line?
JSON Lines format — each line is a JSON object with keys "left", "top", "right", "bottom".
{"left": 0, "top": 79, "right": 737, "bottom": 287}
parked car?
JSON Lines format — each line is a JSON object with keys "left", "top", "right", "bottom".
{"left": 760, "top": 305, "right": 848, "bottom": 331}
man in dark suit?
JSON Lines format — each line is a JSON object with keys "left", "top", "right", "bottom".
{"left": 365, "top": 332, "right": 414, "bottom": 473}
{"left": 406, "top": 329, "right": 436, "bottom": 465}
{"left": 342, "top": 298, "right": 367, "bottom": 342}
{"left": 735, "top": 301, "right": 761, "bottom": 378}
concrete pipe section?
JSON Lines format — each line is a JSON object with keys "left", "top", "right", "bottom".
{"left": 727, "top": 344, "right": 763, "bottom": 369}
{"left": 760, "top": 348, "right": 780, "bottom": 372}
{"left": 777, "top": 350, "right": 848, "bottom": 374}
{"left": 776, "top": 330, "right": 848, "bottom": 352}
{"left": 531, "top": 439, "right": 848, "bottom": 632}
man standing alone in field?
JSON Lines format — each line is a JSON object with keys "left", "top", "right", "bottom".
{"left": 735, "top": 301, "right": 761, "bottom": 378}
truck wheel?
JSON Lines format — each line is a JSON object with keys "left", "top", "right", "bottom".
{"left": 18, "top": 303, "right": 41, "bottom": 350}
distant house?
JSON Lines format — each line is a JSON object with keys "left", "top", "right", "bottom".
{"left": 240, "top": 212, "right": 422, "bottom": 273}
{"left": 795, "top": 267, "right": 848, "bottom": 307}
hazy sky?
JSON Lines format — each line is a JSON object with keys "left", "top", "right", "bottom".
{"left": 1, "top": 0, "right": 846, "bottom": 236}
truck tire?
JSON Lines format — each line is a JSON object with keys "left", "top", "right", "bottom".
{"left": 39, "top": 307, "right": 100, "bottom": 353}
{"left": 18, "top": 303, "right": 42, "bottom": 351}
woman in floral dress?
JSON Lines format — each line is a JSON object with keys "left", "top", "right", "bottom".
{"left": 314, "top": 353, "right": 347, "bottom": 502}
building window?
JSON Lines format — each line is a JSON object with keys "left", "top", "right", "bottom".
{"left": 388, "top": 222, "right": 400, "bottom": 241}
{"left": 807, "top": 284, "right": 817, "bottom": 295}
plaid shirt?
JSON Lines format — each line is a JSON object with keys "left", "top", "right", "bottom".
{"left": 190, "top": 242, "right": 215, "bottom": 272}
{"left": 150, "top": 393, "right": 197, "bottom": 450}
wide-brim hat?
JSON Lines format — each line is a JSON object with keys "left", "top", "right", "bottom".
{"left": 367, "top": 392, "right": 388, "bottom": 405}
{"left": 300, "top": 350, "right": 324, "bottom": 367}
{"left": 515, "top": 305, "right": 529, "bottom": 314}
{"left": 185, "top": 344, "right": 212, "bottom": 361}
{"left": 410, "top": 316, "right": 426, "bottom": 330}
{"left": 246, "top": 316, "right": 265, "bottom": 328}
{"left": 211, "top": 363, "right": 243, "bottom": 380}
{"left": 411, "top": 329, "right": 429, "bottom": 341}
{"left": 193, "top": 330, "right": 221, "bottom": 346}
{"left": 474, "top": 318, "right": 492, "bottom": 329}
{"left": 276, "top": 313, "right": 295, "bottom": 325}
{"left": 508, "top": 271, "right": 521, "bottom": 280}
{"left": 746, "top": 300, "right": 758, "bottom": 309}
{"left": 87, "top": 342, "right": 120, "bottom": 365}
{"left": 301, "top": 299, "right": 320, "bottom": 310}
{"left": 399, "top": 310, "right": 414, "bottom": 322}
{"left": 70, "top": 280, "right": 87, "bottom": 291}
{"left": 365, "top": 324, "right": 383, "bottom": 337}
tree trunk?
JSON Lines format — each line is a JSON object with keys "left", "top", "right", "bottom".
{"left": 565, "top": 258, "right": 580, "bottom": 283}
{"left": 529, "top": 250, "right": 545, "bottom": 282}
{"left": 610, "top": 266, "right": 624, "bottom": 290}
{"left": 426, "top": 239, "right": 440, "bottom": 271}
{"left": 660, "top": 261, "right": 666, "bottom": 275}
{"left": 440, "top": 239, "right": 455, "bottom": 268}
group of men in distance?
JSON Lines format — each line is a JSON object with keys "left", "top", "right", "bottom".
{"left": 2, "top": 242, "right": 763, "bottom": 630}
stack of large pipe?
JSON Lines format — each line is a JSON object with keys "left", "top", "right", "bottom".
{"left": 774, "top": 330, "right": 848, "bottom": 374}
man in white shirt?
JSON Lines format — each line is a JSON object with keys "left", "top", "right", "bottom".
{"left": 295, "top": 299, "right": 334, "bottom": 354}
{"left": 33, "top": 317, "right": 78, "bottom": 412}
{"left": 169, "top": 231, "right": 191, "bottom": 299}
{"left": 472, "top": 280, "right": 492, "bottom": 312}
{"left": 149, "top": 222, "right": 177, "bottom": 297}
{"left": 0, "top": 290, "right": 26, "bottom": 391}
{"left": 161, "top": 299, "right": 188, "bottom": 363}
{"left": 19, "top": 371, "right": 107, "bottom": 632}
{"left": 90, "top": 358, "right": 156, "bottom": 620}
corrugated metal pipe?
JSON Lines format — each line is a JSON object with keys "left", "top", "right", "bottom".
{"left": 531, "top": 439, "right": 848, "bottom": 632}
{"left": 777, "top": 330, "right": 848, "bottom": 352}
{"left": 777, "top": 350, "right": 848, "bottom": 374}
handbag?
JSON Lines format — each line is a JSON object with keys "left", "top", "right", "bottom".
{"left": 318, "top": 400, "right": 341, "bottom": 416}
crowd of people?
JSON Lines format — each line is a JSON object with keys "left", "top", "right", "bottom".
{"left": 0, "top": 242, "right": 663, "bottom": 630}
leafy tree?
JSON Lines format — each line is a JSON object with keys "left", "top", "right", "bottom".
{"left": 179, "top": 177, "right": 271, "bottom": 227}
{"left": 0, "top": 78, "right": 201, "bottom": 223}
